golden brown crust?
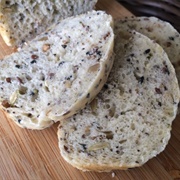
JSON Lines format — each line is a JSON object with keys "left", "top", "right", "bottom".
{"left": 61, "top": 158, "right": 141, "bottom": 172}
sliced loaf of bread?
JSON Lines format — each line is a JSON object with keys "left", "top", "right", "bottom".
{"left": 0, "top": 11, "right": 114, "bottom": 129}
{"left": 115, "top": 16, "right": 180, "bottom": 84}
{"left": 0, "top": 0, "right": 97, "bottom": 46}
{"left": 57, "top": 31, "right": 180, "bottom": 172}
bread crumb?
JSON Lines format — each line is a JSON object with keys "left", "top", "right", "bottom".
{"left": 112, "top": 172, "right": 115, "bottom": 178}
{"left": 17, "top": 47, "right": 22, "bottom": 52}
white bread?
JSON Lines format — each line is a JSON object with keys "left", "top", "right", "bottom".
{"left": 0, "top": 0, "right": 97, "bottom": 46}
{"left": 57, "top": 31, "right": 180, "bottom": 172}
{"left": 0, "top": 11, "right": 114, "bottom": 129}
{"left": 115, "top": 16, "right": 180, "bottom": 84}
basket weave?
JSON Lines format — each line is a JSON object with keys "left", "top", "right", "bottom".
{"left": 118, "top": 0, "right": 180, "bottom": 32}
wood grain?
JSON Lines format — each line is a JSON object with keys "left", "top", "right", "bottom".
{"left": 0, "top": 0, "right": 180, "bottom": 179}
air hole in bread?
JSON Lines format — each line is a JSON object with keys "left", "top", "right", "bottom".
{"left": 39, "top": 73, "right": 45, "bottom": 81}
{"left": 90, "top": 99, "right": 98, "bottom": 114}
{"left": 119, "top": 85, "right": 125, "bottom": 96}
{"left": 109, "top": 105, "right": 116, "bottom": 117}
{"left": 30, "top": 89, "right": 38, "bottom": 102}
{"left": 105, "top": 104, "right": 110, "bottom": 109}
{"left": 107, "top": 90, "right": 111, "bottom": 94}
{"left": 104, "top": 99, "right": 110, "bottom": 103}
{"left": 115, "top": 114, "right": 119, "bottom": 118}
{"left": 122, "top": 73, "right": 125, "bottom": 79}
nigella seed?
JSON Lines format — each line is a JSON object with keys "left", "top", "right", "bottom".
{"left": 104, "top": 84, "right": 108, "bottom": 89}
{"left": 15, "top": 65, "right": 21, "bottom": 68}
{"left": 96, "top": 50, "right": 102, "bottom": 56}
{"left": 61, "top": 45, "right": 67, "bottom": 49}
{"left": 66, "top": 75, "right": 72, "bottom": 80}
{"left": 5, "top": 1, "right": 10, "bottom": 5}
{"left": 79, "top": 143, "right": 87, "bottom": 150}
{"left": 139, "top": 76, "right": 144, "bottom": 84}
{"left": 144, "top": 49, "right": 151, "bottom": 54}
{"left": 17, "top": 77, "right": 23, "bottom": 84}
{"left": 30, "top": 91, "right": 35, "bottom": 96}
{"left": 158, "top": 102, "right": 162, "bottom": 106}
{"left": 162, "top": 66, "right": 170, "bottom": 75}
{"left": 19, "top": 13, "right": 25, "bottom": 21}
{"left": 155, "top": 88, "right": 162, "bottom": 94}
{"left": 31, "top": 60, "right": 37, "bottom": 64}
{"left": 64, "top": 145, "right": 69, "bottom": 152}
{"left": 21, "top": 40, "right": 26, "bottom": 44}
{"left": 59, "top": 61, "right": 65, "bottom": 66}
{"left": 86, "top": 93, "right": 90, "bottom": 98}
{"left": 103, "top": 32, "right": 110, "bottom": 40}
{"left": 82, "top": 134, "right": 85, "bottom": 138}
{"left": 169, "top": 37, "right": 174, "bottom": 41}
{"left": 164, "top": 86, "right": 168, "bottom": 91}
{"left": 18, "top": 119, "right": 21, "bottom": 123}
{"left": 27, "top": 113, "right": 32, "bottom": 117}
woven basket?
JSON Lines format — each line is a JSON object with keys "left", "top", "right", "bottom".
{"left": 118, "top": 0, "right": 180, "bottom": 32}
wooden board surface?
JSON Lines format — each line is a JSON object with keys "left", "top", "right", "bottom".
{"left": 0, "top": 0, "right": 180, "bottom": 179}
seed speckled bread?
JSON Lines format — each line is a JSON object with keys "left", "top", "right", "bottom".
{"left": 57, "top": 31, "right": 180, "bottom": 172}
{"left": 0, "top": 11, "right": 114, "bottom": 129}
{"left": 0, "top": 0, "right": 97, "bottom": 46}
{"left": 115, "top": 16, "right": 180, "bottom": 84}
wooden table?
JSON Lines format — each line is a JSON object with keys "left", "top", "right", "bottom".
{"left": 0, "top": 0, "right": 180, "bottom": 179}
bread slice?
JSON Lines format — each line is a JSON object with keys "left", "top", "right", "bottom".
{"left": 0, "top": 11, "right": 114, "bottom": 130}
{"left": 115, "top": 16, "right": 180, "bottom": 85}
{"left": 0, "top": 0, "right": 97, "bottom": 46}
{"left": 57, "top": 31, "right": 180, "bottom": 172}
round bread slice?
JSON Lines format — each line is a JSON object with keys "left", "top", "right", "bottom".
{"left": 115, "top": 16, "right": 180, "bottom": 84}
{"left": 0, "top": 0, "right": 97, "bottom": 46}
{"left": 58, "top": 31, "right": 180, "bottom": 172}
{"left": 0, "top": 11, "right": 114, "bottom": 129}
